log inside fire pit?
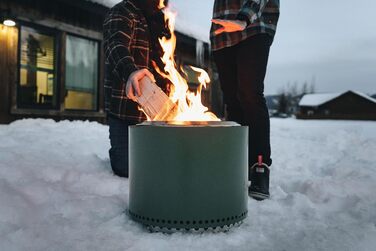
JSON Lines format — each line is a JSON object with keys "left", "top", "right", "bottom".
{"left": 128, "top": 121, "right": 248, "bottom": 231}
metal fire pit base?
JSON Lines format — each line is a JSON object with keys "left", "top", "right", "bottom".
{"left": 128, "top": 121, "right": 248, "bottom": 231}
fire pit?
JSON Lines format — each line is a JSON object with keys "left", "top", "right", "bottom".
{"left": 128, "top": 121, "right": 248, "bottom": 231}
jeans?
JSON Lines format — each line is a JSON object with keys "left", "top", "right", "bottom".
{"left": 213, "top": 34, "right": 273, "bottom": 166}
{"left": 108, "top": 115, "right": 137, "bottom": 178}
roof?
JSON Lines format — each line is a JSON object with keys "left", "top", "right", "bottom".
{"left": 299, "top": 90, "right": 376, "bottom": 107}
{"left": 86, "top": 0, "right": 213, "bottom": 42}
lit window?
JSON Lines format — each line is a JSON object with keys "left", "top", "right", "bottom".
{"left": 64, "top": 35, "right": 99, "bottom": 110}
{"left": 18, "top": 26, "right": 56, "bottom": 108}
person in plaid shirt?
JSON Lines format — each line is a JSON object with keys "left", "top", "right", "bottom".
{"left": 211, "top": 0, "right": 280, "bottom": 200}
{"left": 103, "top": 0, "right": 169, "bottom": 177}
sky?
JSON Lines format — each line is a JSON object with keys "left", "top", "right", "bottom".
{"left": 265, "top": 0, "right": 376, "bottom": 95}
{"left": 94, "top": 0, "right": 376, "bottom": 95}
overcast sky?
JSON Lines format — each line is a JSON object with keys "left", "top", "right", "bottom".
{"left": 265, "top": 0, "right": 376, "bottom": 95}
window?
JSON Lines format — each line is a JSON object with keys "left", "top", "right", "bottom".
{"left": 18, "top": 26, "right": 57, "bottom": 108}
{"left": 64, "top": 35, "right": 99, "bottom": 110}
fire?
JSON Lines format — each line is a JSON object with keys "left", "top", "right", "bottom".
{"left": 158, "top": 0, "right": 165, "bottom": 9}
{"left": 153, "top": 4, "right": 220, "bottom": 122}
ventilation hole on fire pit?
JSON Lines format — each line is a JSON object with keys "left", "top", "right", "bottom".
{"left": 227, "top": 217, "right": 230, "bottom": 221}
{"left": 199, "top": 221, "right": 203, "bottom": 224}
{"left": 146, "top": 218, "right": 150, "bottom": 221}
{"left": 222, "top": 218, "right": 225, "bottom": 222}
{"left": 174, "top": 221, "right": 177, "bottom": 224}
{"left": 217, "top": 219, "right": 220, "bottom": 223}
{"left": 162, "top": 220, "right": 165, "bottom": 223}
{"left": 156, "top": 219, "right": 160, "bottom": 223}
{"left": 180, "top": 221, "right": 184, "bottom": 224}
{"left": 151, "top": 218, "right": 155, "bottom": 222}
{"left": 193, "top": 221, "right": 196, "bottom": 224}
{"left": 167, "top": 220, "right": 171, "bottom": 224}
{"left": 205, "top": 220, "right": 209, "bottom": 224}
{"left": 186, "top": 221, "right": 190, "bottom": 225}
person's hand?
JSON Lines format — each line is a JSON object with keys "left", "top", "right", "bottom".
{"left": 126, "top": 69, "right": 155, "bottom": 101}
{"left": 212, "top": 19, "right": 247, "bottom": 35}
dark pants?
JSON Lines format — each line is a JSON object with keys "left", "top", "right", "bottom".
{"left": 213, "top": 34, "right": 272, "bottom": 166}
{"left": 108, "top": 115, "right": 137, "bottom": 178}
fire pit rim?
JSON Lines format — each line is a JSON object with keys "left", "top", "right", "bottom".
{"left": 134, "top": 121, "right": 240, "bottom": 127}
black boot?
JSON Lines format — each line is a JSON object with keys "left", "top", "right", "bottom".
{"left": 249, "top": 156, "right": 270, "bottom": 201}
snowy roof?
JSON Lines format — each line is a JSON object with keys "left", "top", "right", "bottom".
{"left": 87, "top": 0, "right": 213, "bottom": 42}
{"left": 299, "top": 90, "right": 376, "bottom": 107}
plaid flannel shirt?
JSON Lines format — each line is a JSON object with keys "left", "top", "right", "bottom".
{"left": 211, "top": 0, "right": 280, "bottom": 51}
{"left": 103, "top": 0, "right": 149, "bottom": 122}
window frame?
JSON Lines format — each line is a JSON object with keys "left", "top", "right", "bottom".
{"left": 16, "top": 22, "right": 61, "bottom": 110}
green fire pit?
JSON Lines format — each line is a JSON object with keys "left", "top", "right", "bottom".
{"left": 128, "top": 121, "right": 248, "bottom": 231}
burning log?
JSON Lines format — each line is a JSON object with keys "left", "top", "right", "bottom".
{"left": 136, "top": 77, "right": 178, "bottom": 121}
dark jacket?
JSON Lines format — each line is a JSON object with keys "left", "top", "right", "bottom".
{"left": 103, "top": 0, "right": 150, "bottom": 121}
{"left": 211, "top": 0, "right": 280, "bottom": 51}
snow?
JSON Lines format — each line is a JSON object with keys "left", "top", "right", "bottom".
{"left": 87, "top": 0, "right": 213, "bottom": 42}
{"left": 299, "top": 90, "right": 376, "bottom": 107}
{"left": 1, "top": 118, "right": 376, "bottom": 251}
{"left": 299, "top": 93, "right": 343, "bottom": 107}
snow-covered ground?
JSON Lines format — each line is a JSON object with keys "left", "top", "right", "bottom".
{"left": 0, "top": 118, "right": 375, "bottom": 251}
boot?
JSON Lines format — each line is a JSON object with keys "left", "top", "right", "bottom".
{"left": 249, "top": 155, "right": 270, "bottom": 201}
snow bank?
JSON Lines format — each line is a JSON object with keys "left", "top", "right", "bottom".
{"left": 0, "top": 118, "right": 376, "bottom": 251}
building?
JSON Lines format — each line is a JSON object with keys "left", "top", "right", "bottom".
{"left": 297, "top": 90, "right": 376, "bottom": 120}
{"left": 0, "top": 0, "right": 222, "bottom": 124}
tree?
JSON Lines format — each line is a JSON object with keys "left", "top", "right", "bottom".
{"left": 278, "top": 92, "right": 288, "bottom": 114}
{"left": 276, "top": 79, "right": 317, "bottom": 116}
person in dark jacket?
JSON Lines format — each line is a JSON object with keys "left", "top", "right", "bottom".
{"left": 211, "top": 0, "right": 280, "bottom": 200}
{"left": 103, "top": 0, "right": 169, "bottom": 177}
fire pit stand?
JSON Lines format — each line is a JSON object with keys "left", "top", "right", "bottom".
{"left": 128, "top": 121, "right": 248, "bottom": 231}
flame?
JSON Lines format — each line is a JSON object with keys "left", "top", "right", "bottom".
{"left": 158, "top": 0, "right": 165, "bottom": 9}
{"left": 154, "top": 6, "right": 220, "bottom": 122}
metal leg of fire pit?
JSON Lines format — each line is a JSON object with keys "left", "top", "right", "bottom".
{"left": 128, "top": 123, "right": 248, "bottom": 231}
